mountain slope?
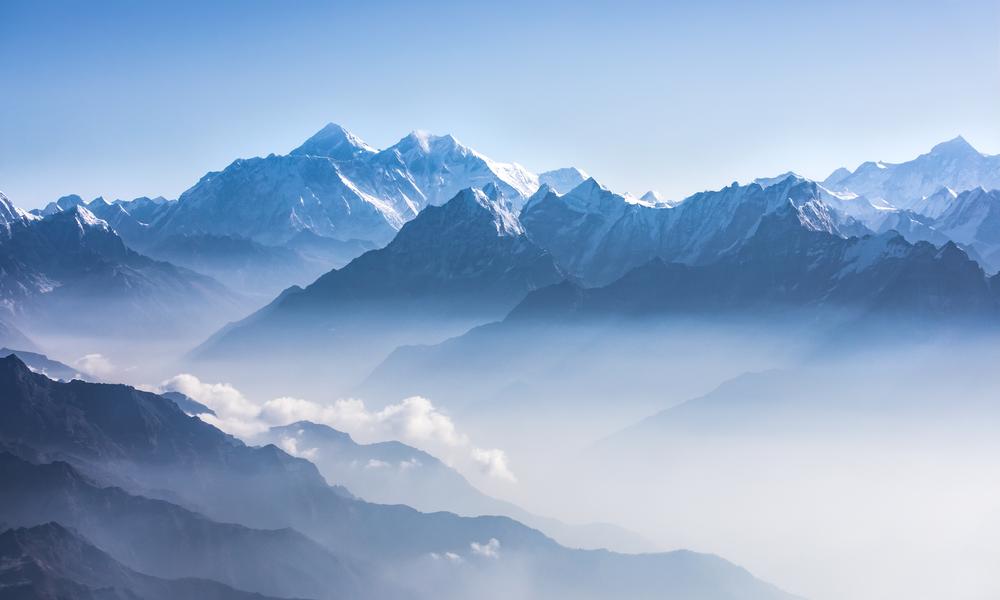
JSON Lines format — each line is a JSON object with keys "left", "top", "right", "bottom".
{"left": 0, "top": 523, "right": 290, "bottom": 600}
{"left": 822, "top": 136, "right": 1000, "bottom": 212}
{"left": 194, "top": 186, "right": 565, "bottom": 388}
{"left": 0, "top": 202, "right": 242, "bottom": 337}
{"left": 147, "top": 124, "right": 550, "bottom": 249}
{"left": 521, "top": 176, "right": 865, "bottom": 285}
{"left": 366, "top": 204, "right": 1000, "bottom": 418}
{"left": 1, "top": 348, "right": 96, "bottom": 382}
{"left": 0, "top": 452, "right": 371, "bottom": 600}
{"left": 0, "top": 355, "right": 799, "bottom": 600}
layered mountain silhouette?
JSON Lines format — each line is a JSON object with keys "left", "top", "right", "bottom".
{"left": 0, "top": 193, "right": 241, "bottom": 337}
{"left": 194, "top": 186, "right": 565, "bottom": 386}
{"left": 0, "top": 355, "right": 798, "bottom": 600}
{"left": 0, "top": 523, "right": 292, "bottom": 600}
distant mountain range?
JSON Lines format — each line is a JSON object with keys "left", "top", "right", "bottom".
{"left": 0, "top": 193, "right": 241, "bottom": 339}
{"left": 193, "top": 185, "right": 566, "bottom": 387}
{"left": 0, "top": 355, "right": 797, "bottom": 600}
{"left": 196, "top": 144, "right": 1000, "bottom": 392}
{"left": 30, "top": 124, "right": 584, "bottom": 296}
{"left": 0, "top": 523, "right": 290, "bottom": 600}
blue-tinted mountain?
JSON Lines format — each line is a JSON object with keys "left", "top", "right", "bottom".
{"left": 367, "top": 202, "right": 1000, "bottom": 413}
{"left": 0, "top": 523, "right": 292, "bottom": 600}
{"left": 0, "top": 452, "right": 373, "bottom": 599}
{"left": 521, "top": 176, "right": 866, "bottom": 286}
{"left": 148, "top": 124, "right": 543, "bottom": 249}
{"left": 194, "top": 186, "right": 565, "bottom": 380}
{"left": 160, "top": 390, "right": 215, "bottom": 416}
{"left": 1, "top": 348, "right": 96, "bottom": 382}
{"left": 822, "top": 136, "right": 1000, "bottom": 212}
{"left": 0, "top": 355, "right": 798, "bottom": 600}
{"left": 0, "top": 196, "right": 242, "bottom": 337}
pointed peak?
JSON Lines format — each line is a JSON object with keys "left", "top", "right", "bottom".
{"left": 46, "top": 204, "right": 110, "bottom": 230}
{"left": 291, "top": 122, "right": 375, "bottom": 159}
{"left": 538, "top": 167, "right": 590, "bottom": 194}
{"left": 397, "top": 130, "right": 465, "bottom": 155}
{"left": 481, "top": 181, "right": 504, "bottom": 202}
{"left": 929, "top": 135, "right": 979, "bottom": 157}
{"left": 0, "top": 353, "right": 32, "bottom": 377}
{"left": 567, "top": 177, "right": 607, "bottom": 196}
{"left": 640, "top": 190, "right": 662, "bottom": 203}
{"left": 753, "top": 172, "right": 804, "bottom": 189}
{"left": 278, "top": 420, "right": 355, "bottom": 443}
{"left": 436, "top": 187, "right": 523, "bottom": 236}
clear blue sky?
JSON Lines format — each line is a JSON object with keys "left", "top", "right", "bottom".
{"left": 2, "top": 0, "right": 998, "bottom": 208}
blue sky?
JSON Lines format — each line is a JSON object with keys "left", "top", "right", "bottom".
{"left": 2, "top": 0, "right": 998, "bottom": 208}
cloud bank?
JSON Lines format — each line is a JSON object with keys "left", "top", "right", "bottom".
{"left": 157, "top": 374, "right": 516, "bottom": 483}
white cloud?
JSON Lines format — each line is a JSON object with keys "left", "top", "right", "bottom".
{"left": 471, "top": 448, "right": 517, "bottom": 483}
{"left": 365, "top": 459, "right": 390, "bottom": 469}
{"left": 155, "top": 375, "right": 517, "bottom": 483}
{"left": 158, "top": 373, "right": 267, "bottom": 438}
{"left": 429, "top": 552, "right": 464, "bottom": 564}
{"left": 277, "top": 436, "right": 318, "bottom": 461}
{"left": 399, "top": 458, "right": 422, "bottom": 470}
{"left": 470, "top": 538, "right": 501, "bottom": 559}
{"left": 258, "top": 395, "right": 468, "bottom": 449}
{"left": 75, "top": 354, "right": 115, "bottom": 378}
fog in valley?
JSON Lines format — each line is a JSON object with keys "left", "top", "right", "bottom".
{"left": 27, "top": 309, "right": 998, "bottom": 600}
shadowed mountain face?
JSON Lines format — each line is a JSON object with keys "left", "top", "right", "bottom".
{"left": 0, "top": 355, "right": 798, "bottom": 600}
{"left": 0, "top": 523, "right": 292, "bottom": 600}
{"left": 1, "top": 348, "right": 96, "bottom": 382}
{"left": 0, "top": 199, "right": 242, "bottom": 338}
{"left": 520, "top": 176, "right": 864, "bottom": 286}
{"left": 193, "top": 186, "right": 565, "bottom": 390}
{"left": 0, "top": 453, "right": 371, "bottom": 600}
{"left": 513, "top": 203, "right": 1000, "bottom": 320}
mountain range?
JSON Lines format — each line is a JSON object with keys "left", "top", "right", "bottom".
{"left": 193, "top": 185, "right": 566, "bottom": 388}
{"left": 0, "top": 354, "right": 797, "bottom": 600}
{"left": 30, "top": 124, "right": 586, "bottom": 297}
{"left": 0, "top": 193, "right": 240, "bottom": 339}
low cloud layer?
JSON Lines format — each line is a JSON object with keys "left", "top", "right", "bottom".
{"left": 158, "top": 374, "right": 516, "bottom": 483}
{"left": 75, "top": 353, "right": 115, "bottom": 379}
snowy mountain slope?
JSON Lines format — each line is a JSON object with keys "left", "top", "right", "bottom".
{"left": 0, "top": 355, "right": 801, "bottom": 600}
{"left": 521, "top": 175, "right": 867, "bottom": 285}
{"left": 195, "top": 185, "right": 564, "bottom": 370}
{"left": 538, "top": 167, "right": 589, "bottom": 194}
{"left": 0, "top": 195, "right": 242, "bottom": 337}
{"left": 932, "top": 188, "right": 1000, "bottom": 272}
{"left": 822, "top": 136, "right": 1000, "bottom": 214}
{"left": 144, "top": 123, "right": 562, "bottom": 249}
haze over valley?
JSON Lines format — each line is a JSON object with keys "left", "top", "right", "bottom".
{"left": 2, "top": 2, "right": 999, "bottom": 599}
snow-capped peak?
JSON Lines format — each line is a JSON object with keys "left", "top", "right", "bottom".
{"left": 753, "top": 172, "right": 804, "bottom": 188}
{"left": 48, "top": 204, "right": 111, "bottom": 232}
{"left": 396, "top": 130, "right": 464, "bottom": 156}
{"left": 928, "top": 135, "right": 979, "bottom": 158}
{"left": 445, "top": 187, "right": 523, "bottom": 236}
{"left": 290, "top": 123, "right": 376, "bottom": 159}
{"left": 538, "top": 167, "right": 589, "bottom": 194}
{"left": 0, "top": 191, "right": 39, "bottom": 233}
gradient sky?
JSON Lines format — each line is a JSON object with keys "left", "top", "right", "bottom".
{"left": 2, "top": 0, "right": 998, "bottom": 208}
